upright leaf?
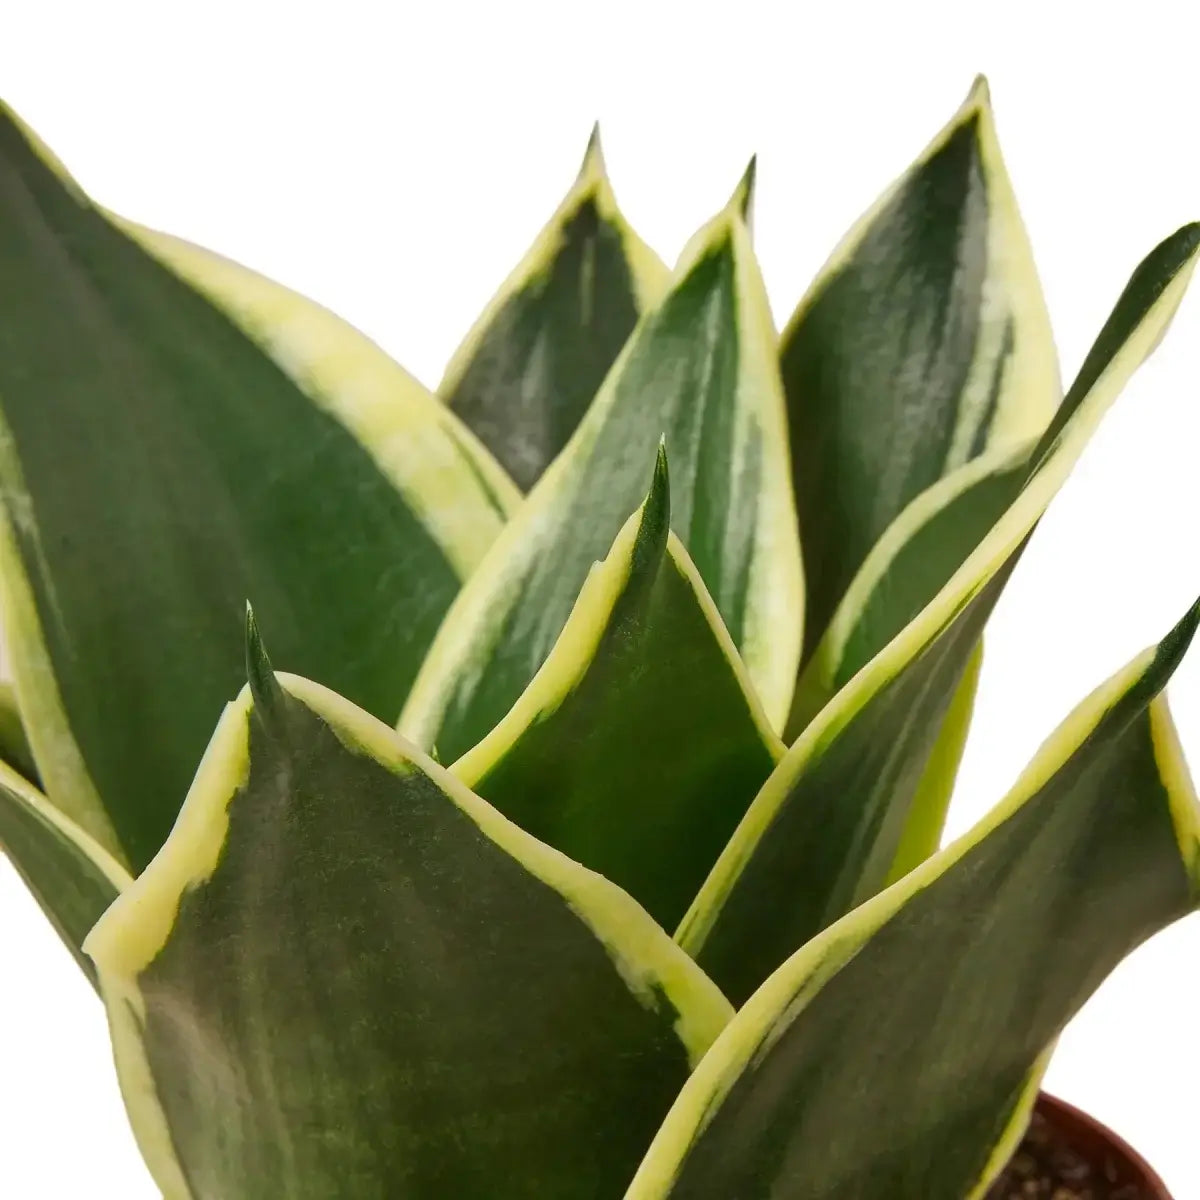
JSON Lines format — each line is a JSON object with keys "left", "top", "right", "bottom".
{"left": 0, "top": 759, "right": 130, "bottom": 986}
{"left": 440, "top": 127, "right": 669, "bottom": 490}
{"left": 781, "top": 76, "right": 1059, "bottom": 663}
{"left": 453, "top": 446, "right": 783, "bottom": 929}
{"left": 0, "top": 103, "right": 515, "bottom": 872}
{"left": 678, "top": 224, "right": 1200, "bottom": 1004}
{"left": 85, "top": 625, "right": 732, "bottom": 1200}
{"left": 626, "top": 605, "right": 1200, "bottom": 1199}
{"left": 787, "top": 438, "right": 1034, "bottom": 736}
{"left": 120, "top": 220, "right": 521, "bottom": 562}
{"left": 402, "top": 181, "right": 804, "bottom": 759}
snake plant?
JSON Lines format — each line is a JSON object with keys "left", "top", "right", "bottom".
{"left": 1, "top": 77, "right": 1198, "bottom": 1199}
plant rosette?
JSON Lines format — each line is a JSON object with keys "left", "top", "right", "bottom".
{"left": 1, "top": 76, "right": 1198, "bottom": 1199}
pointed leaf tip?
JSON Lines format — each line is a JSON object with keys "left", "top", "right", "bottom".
{"left": 642, "top": 439, "right": 671, "bottom": 543}
{"left": 967, "top": 73, "right": 992, "bottom": 109}
{"left": 579, "top": 121, "right": 606, "bottom": 182}
{"left": 244, "top": 603, "right": 284, "bottom": 724}
{"left": 1159, "top": 593, "right": 1200, "bottom": 673}
{"left": 654, "top": 434, "right": 669, "bottom": 483}
{"left": 729, "top": 155, "right": 757, "bottom": 225}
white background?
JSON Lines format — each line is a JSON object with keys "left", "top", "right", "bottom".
{"left": 3, "top": 1, "right": 1200, "bottom": 1195}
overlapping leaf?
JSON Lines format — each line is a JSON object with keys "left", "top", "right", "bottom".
{"left": 781, "top": 77, "right": 1060, "bottom": 666}
{"left": 626, "top": 603, "right": 1200, "bottom": 1199}
{"left": 453, "top": 445, "right": 783, "bottom": 929}
{"left": 0, "top": 103, "right": 516, "bottom": 872}
{"left": 787, "top": 438, "right": 1034, "bottom": 736}
{"left": 440, "top": 127, "right": 669, "bottom": 490}
{"left": 401, "top": 176, "right": 804, "bottom": 760}
{"left": 0, "top": 759, "right": 130, "bottom": 986}
{"left": 85, "top": 620, "right": 732, "bottom": 1199}
{"left": 679, "top": 223, "right": 1200, "bottom": 1004}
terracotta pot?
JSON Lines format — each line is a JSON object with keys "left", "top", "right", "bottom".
{"left": 992, "top": 1091, "right": 1172, "bottom": 1198}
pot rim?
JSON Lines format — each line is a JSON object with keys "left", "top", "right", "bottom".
{"left": 1035, "top": 1090, "right": 1171, "bottom": 1199}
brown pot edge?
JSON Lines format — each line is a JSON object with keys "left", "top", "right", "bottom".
{"left": 1036, "top": 1091, "right": 1172, "bottom": 1199}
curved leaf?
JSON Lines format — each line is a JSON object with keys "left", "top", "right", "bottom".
{"left": 120, "top": 219, "right": 521, "bottom": 572}
{"left": 678, "top": 223, "right": 1200, "bottom": 1004}
{"left": 0, "top": 759, "right": 130, "bottom": 986}
{"left": 626, "top": 604, "right": 1200, "bottom": 1199}
{"left": 85, "top": 623, "right": 732, "bottom": 1200}
{"left": 453, "top": 445, "right": 783, "bottom": 929}
{"left": 0, "top": 102, "right": 513, "bottom": 872}
{"left": 787, "top": 438, "right": 1033, "bottom": 736}
{"left": 440, "top": 126, "right": 669, "bottom": 490}
{"left": 402, "top": 183, "right": 804, "bottom": 760}
{"left": 781, "top": 76, "right": 1059, "bottom": 664}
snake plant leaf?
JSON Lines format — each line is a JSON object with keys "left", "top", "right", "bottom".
{"left": 440, "top": 126, "right": 669, "bottom": 490}
{"left": 0, "top": 759, "right": 131, "bottom": 987}
{"left": 402, "top": 185, "right": 804, "bottom": 760}
{"left": 882, "top": 637, "right": 983, "bottom": 887}
{"left": 84, "top": 618, "right": 733, "bottom": 1200}
{"left": 0, "top": 681, "right": 38, "bottom": 785}
{"left": 626, "top": 603, "right": 1200, "bottom": 1200}
{"left": 787, "top": 438, "right": 1035, "bottom": 737}
{"left": 781, "top": 76, "right": 1060, "bottom": 666}
{"left": 679, "top": 222, "right": 1200, "bottom": 1005}
{"left": 118, "top": 220, "right": 521, "bottom": 543}
{"left": 453, "top": 445, "right": 783, "bottom": 930}
{"left": 0, "top": 103, "right": 515, "bottom": 874}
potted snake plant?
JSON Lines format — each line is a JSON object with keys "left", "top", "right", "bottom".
{"left": 0, "top": 77, "right": 1195, "bottom": 1198}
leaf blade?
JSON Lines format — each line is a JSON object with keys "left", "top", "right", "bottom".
{"left": 0, "top": 759, "right": 130, "bottom": 986}
{"left": 441, "top": 127, "right": 669, "bottom": 490}
{"left": 781, "top": 77, "right": 1059, "bottom": 664}
{"left": 0, "top": 103, "right": 513, "bottom": 871}
{"left": 680, "top": 223, "right": 1200, "bottom": 1004}
{"left": 453, "top": 446, "right": 783, "bottom": 929}
{"left": 627, "top": 606, "right": 1200, "bottom": 1199}
{"left": 402, "top": 197, "right": 804, "bottom": 759}
{"left": 85, "top": 654, "right": 732, "bottom": 1200}
{"left": 120, "top": 219, "right": 522, "bottom": 573}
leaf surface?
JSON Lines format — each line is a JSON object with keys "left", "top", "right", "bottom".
{"left": 0, "top": 103, "right": 514, "bottom": 871}
{"left": 453, "top": 446, "right": 782, "bottom": 929}
{"left": 441, "top": 127, "right": 669, "bottom": 490}
{"left": 403, "top": 184, "right": 804, "bottom": 758}
{"left": 0, "top": 759, "right": 130, "bottom": 986}
{"left": 85, "top": 622, "right": 732, "bottom": 1200}
{"left": 628, "top": 604, "right": 1200, "bottom": 1199}
{"left": 679, "top": 224, "right": 1200, "bottom": 1004}
{"left": 781, "top": 77, "right": 1059, "bottom": 665}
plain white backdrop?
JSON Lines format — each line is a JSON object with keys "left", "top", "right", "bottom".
{"left": 3, "top": 1, "right": 1200, "bottom": 1195}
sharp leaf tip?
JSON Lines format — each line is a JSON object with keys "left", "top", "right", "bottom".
{"left": 729, "top": 155, "right": 757, "bottom": 226}
{"left": 640, "top": 438, "right": 672, "bottom": 545}
{"left": 580, "top": 121, "right": 606, "bottom": 180}
{"left": 244, "top": 603, "right": 284, "bottom": 723}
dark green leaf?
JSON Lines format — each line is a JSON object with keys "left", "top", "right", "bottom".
{"left": 788, "top": 439, "right": 1033, "bottom": 736}
{"left": 0, "top": 104, "right": 515, "bottom": 872}
{"left": 85, "top": 642, "right": 732, "bottom": 1199}
{"left": 402, "top": 193, "right": 804, "bottom": 761}
{"left": 453, "top": 446, "right": 783, "bottom": 929}
{"left": 0, "top": 760, "right": 129, "bottom": 986}
{"left": 441, "top": 127, "right": 668, "bottom": 490}
{"left": 627, "top": 603, "right": 1200, "bottom": 1200}
{"left": 781, "top": 78, "right": 1059, "bottom": 667}
{"left": 679, "top": 224, "right": 1200, "bottom": 1005}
